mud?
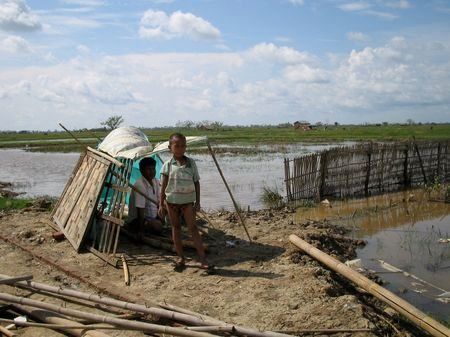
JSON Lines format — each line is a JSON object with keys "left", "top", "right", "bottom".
{"left": 0, "top": 202, "right": 426, "bottom": 337}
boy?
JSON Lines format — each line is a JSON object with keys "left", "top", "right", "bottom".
{"left": 128, "top": 157, "right": 163, "bottom": 240}
{"left": 158, "top": 133, "right": 209, "bottom": 271}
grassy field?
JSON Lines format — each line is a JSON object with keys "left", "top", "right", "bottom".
{"left": 0, "top": 123, "right": 449, "bottom": 151}
{"left": 0, "top": 197, "right": 32, "bottom": 210}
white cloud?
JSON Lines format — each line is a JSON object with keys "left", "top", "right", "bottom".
{"left": 1, "top": 37, "right": 449, "bottom": 130}
{"left": 139, "top": 9, "right": 221, "bottom": 41}
{"left": 149, "top": 0, "right": 175, "bottom": 3}
{"left": 59, "top": 0, "right": 104, "bottom": 6}
{"left": 0, "top": 34, "right": 31, "bottom": 52}
{"left": 0, "top": 0, "right": 41, "bottom": 31}
{"left": 384, "top": 0, "right": 411, "bottom": 9}
{"left": 364, "top": 10, "right": 397, "bottom": 19}
{"left": 247, "top": 43, "right": 313, "bottom": 64}
{"left": 289, "top": 0, "right": 304, "bottom": 6}
{"left": 283, "top": 64, "right": 329, "bottom": 83}
{"left": 347, "top": 31, "right": 369, "bottom": 42}
{"left": 338, "top": 2, "right": 371, "bottom": 11}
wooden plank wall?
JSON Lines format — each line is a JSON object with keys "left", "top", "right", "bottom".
{"left": 285, "top": 140, "right": 449, "bottom": 201}
{"left": 52, "top": 150, "right": 111, "bottom": 251}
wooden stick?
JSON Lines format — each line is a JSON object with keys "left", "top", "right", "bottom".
{"left": 289, "top": 234, "right": 450, "bottom": 337}
{"left": 87, "top": 147, "right": 124, "bottom": 168}
{"left": 10, "top": 304, "right": 113, "bottom": 337}
{"left": 0, "top": 293, "right": 218, "bottom": 337}
{"left": 0, "top": 318, "right": 121, "bottom": 331}
{"left": 121, "top": 255, "right": 130, "bottom": 286}
{"left": 0, "top": 275, "right": 32, "bottom": 285}
{"left": 1, "top": 274, "right": 297, "bottom": 337}
{"left": 412, "top": 137, "right": 428, "bottom": 185}
{"left": 59, "top": 122, "right": 84, "bottom": 146}
{"left": 0, "top": 325, "right": 15, "bottom": 337}
{"left": 206, "top": 140, "right": 252, "bottom": 242}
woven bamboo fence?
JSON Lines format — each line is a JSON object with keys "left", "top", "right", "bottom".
{"left": 284, "top": 140, "right": 449, "bottom": 201}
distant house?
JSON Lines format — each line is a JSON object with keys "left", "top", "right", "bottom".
{"left": 197, "top": 124, "right": 213, "bottom": 131}
{"left": 293, "top": 121, "right": 312, "bottom": 131}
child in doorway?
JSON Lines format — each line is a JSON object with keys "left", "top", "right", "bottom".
{"left": 127, "top": 157, "right": 163, "bottom": 240}
{"left": 158, "top": 133, "right": 209, "bottom": 271}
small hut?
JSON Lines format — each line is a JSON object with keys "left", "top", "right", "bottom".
{"left": 51, "top": 127, "right": 207, "bottom": 266}
{"left": 51, "top": 126, "right": 250, "bottom": 266}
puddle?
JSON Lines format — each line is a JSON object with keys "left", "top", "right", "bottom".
{"left": 296, "top": 190, "right": 450, "bottom": 323}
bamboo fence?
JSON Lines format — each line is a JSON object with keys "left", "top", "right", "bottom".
{"left": 284, "top": 140, "right": 449, "bottom": 201}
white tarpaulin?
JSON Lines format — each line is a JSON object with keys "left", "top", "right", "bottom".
{"left": 98, "top": 126, "right": 153, "bottom": 159}
{"left": 98, "top": 127, "right": 208, "bottom": 159}
{"left": 152, "top": 136, "right": 208, "bottom": 154}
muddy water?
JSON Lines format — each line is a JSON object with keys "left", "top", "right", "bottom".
{"left": 0, "top": 143, "right": 341, "bottom": 209}
{"left": 296, "top": 190, "right": 450, "bottom": 322}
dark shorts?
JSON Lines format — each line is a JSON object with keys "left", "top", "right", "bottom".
{"left": 165, "top": 202, "right": 194, "bottom": 215}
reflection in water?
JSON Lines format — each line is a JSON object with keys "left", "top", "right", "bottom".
{"left": 0, "top": 143, "right": 341, "bottom": 210}
{"left": 296, "top": 190, "right": 450, "bottom": 323}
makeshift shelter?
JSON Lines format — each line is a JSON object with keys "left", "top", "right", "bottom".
{"left": 51, "top": 127, "right": 208, "bottom": 266}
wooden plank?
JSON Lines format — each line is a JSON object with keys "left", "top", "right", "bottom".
{"left": 100, "top": 214, "right": 124, "bottom": 226}
{"left": 61, "top": 158, "right": 110, "bottom": 251}
{"left": 53, "top": 153, "right": 95, "bottom": 229}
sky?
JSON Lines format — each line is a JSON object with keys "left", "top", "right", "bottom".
{"left": 0, "top": 0, "right": 450, "bottom": 131}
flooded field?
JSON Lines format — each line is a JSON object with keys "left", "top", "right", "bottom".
{"left": 296, "top": 190, "right": 450, "bottom": 323}
{"left": 1, "top": 146, "right": 449, "bottom": 324}
{"left": 0, "top": 143, "right": 342, "bottom": 210}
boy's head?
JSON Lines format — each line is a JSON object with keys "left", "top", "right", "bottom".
{"left": 168, "top": 133, "right": 187, "bottom": 156}
{"left": 139, "top": 157, "right": 156, "bottom": 179}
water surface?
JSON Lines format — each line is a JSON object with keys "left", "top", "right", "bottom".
{"left": 296, "top": 191, "right": 450, "bottom": 322}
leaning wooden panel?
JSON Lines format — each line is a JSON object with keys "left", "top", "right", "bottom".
{"left": 66, "top": 157, "right": 110, "bottom": 251}
{"left": 52, "top": 149, "right": 112, "bottom": 251}
{"left": 52, "top": 152, "right": 95, "bottom": 228}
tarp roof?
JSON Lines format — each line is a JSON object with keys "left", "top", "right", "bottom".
{"left": 98, "top": 126, "right": 207, "bottom": 159}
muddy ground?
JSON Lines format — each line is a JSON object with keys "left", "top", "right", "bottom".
{"left": 0, "top": 201, "right": 422, "bottom": 337}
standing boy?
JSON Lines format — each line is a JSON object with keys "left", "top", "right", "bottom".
{"left": 158, "top": 133, "right": 209, "bottom": 271}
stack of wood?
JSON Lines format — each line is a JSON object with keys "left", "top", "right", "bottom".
{"left": 0, "top": 274, "right": 295, "bottom": 337}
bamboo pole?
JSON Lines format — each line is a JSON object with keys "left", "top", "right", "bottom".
{"left": 206, "top": 140, "right": 252, "bottom": 242}
{"left": 412, "top": 137, "right": 428, "bottom": 185}
{"left": 0, "top": 275, "right": 297, "bottom": 337}
{"left": 0, "top": 274, "right": 215, "bottom": 327}
{"left": 0, "top": 325, "right": 15, "bottom": 337}
{"left": 0, "top": 293, "right": 217, "bottom": 337}
{"left": 0, "top": 275, "right": 32, "bottom": 285}
{"left": 289, "top": 234, "right": 450, "bottom": 337}
{"left": 4, "top": 306, "right": 112, "bottom": 337}
{"left": 121, "top": 255, "right": 130, "bottom": 286}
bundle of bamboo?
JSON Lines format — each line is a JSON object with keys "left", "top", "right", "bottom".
{"left": 0, "top": 274, "right": 374, "bottom": 337}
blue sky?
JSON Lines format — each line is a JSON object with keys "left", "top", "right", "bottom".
{"left": 1, "top": 0, "right": 450, "bottom": 130}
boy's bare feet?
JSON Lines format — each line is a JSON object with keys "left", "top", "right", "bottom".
{"left": 173, "top": 258, "right": 186, "bottom": 272}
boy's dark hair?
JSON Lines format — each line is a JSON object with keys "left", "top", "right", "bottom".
{"left": 169, "top": 132, "right": 186, "bottom": 146}
{"left": 139, "top": 157, "right": 156, "bottom": 173}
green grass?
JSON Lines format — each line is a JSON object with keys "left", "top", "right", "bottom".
{"left": 0, "top": 197, "right": 32, "bottom": 210}
{"left": 0, "top": 123, "right": 449, "bottom": 152}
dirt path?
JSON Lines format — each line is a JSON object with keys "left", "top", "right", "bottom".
{"left": 0, "top": 207, "right": 415, "bottom": 336}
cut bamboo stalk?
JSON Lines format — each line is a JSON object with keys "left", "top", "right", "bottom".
{"left": 289, "top": 234, "right": 450, "bottom": 337}
{"left": 121, "top": 255, "right": 130, "bottom": 286}
{"left": 0, "top": 324, "right": 15, "bottom": 337}
{"left": 206, "top": 140, "right": 252, "bottom": 242}
{"left": 1, "top": 274, "right": 297, "bottom": 337}
{"left": 0, "top": 293, "right": 217, "bottom": 337}
{"left": 0, "top": 275, "right": 32, "bottom": 285}
{"left": 10, "top": 304, "right": 113, "bottom": 337}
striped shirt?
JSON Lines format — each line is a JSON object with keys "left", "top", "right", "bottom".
{"left": 161, "top": 156, "right": 200, "bottom": 204}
